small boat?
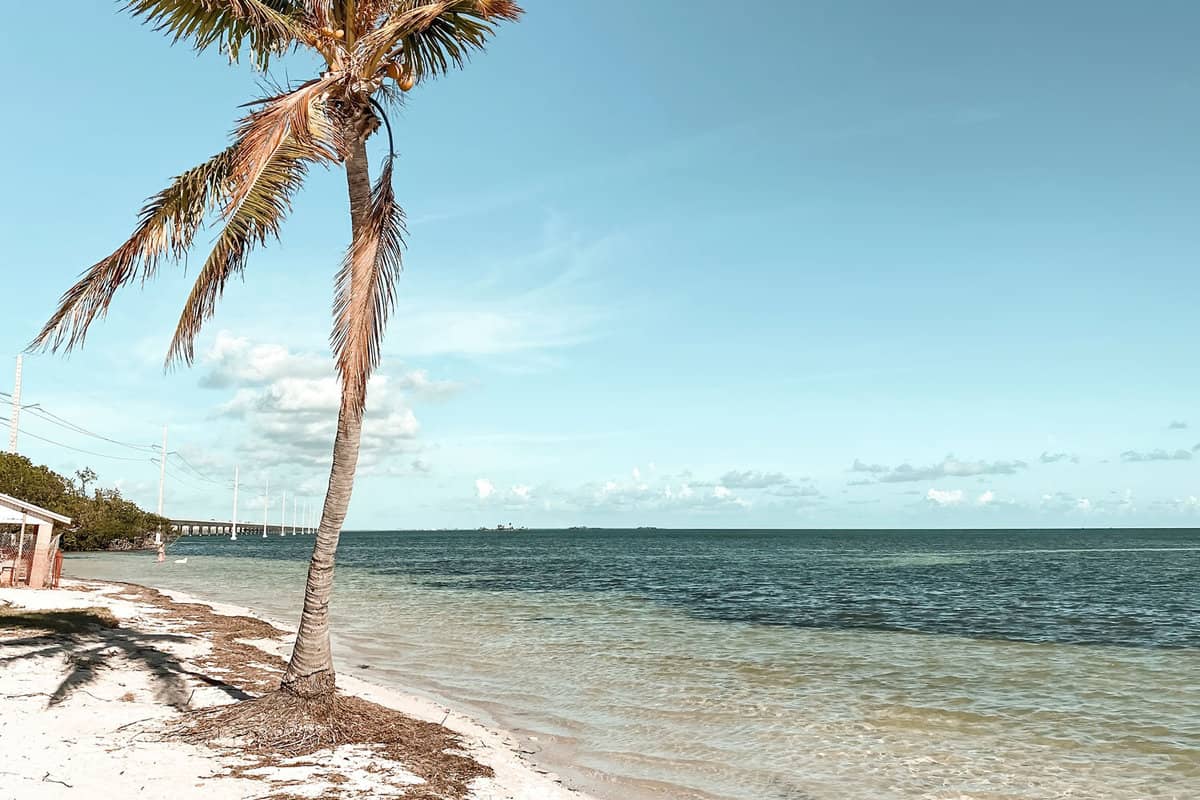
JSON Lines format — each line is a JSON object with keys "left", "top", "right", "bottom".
{"left": 174, "top": 558, "right": 188, "bottom": 564}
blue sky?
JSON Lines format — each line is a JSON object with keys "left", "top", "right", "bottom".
{"left": 2, "top": 1, "right": 1199, "bottom": 528}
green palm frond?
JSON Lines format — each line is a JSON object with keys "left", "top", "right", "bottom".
{"left": 355, "top": 1, "right": 522, "bottom": 80}
{"left": 124, "top": 0, "right": 308, "bottom": 68}
{"left": 330, "top": 156, "right": 407, "bottom": 414}
{"left": 31, "top": 149, "right": 238, "bottom": 353}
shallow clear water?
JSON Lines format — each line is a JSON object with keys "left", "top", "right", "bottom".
{"left": 67, "top": 529, "right": 1200, "bottom": 799}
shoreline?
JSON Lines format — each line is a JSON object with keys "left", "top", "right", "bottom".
{"left": 0, "top": 578, "right": 593, "bottom": 800}
{"left": 61, "top": 557, "right": 720, "bottom": 800}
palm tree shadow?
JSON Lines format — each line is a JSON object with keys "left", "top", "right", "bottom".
{"left": 0, "top": 609, "right": 252, "bottom": 710}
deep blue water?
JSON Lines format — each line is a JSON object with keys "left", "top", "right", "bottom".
{"left": 169, "top": 528, "right": 1200, "bottom": 649}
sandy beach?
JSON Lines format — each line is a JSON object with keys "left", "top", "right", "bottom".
{"left": 0, "top": 579, "right": 589, "bottom": 800}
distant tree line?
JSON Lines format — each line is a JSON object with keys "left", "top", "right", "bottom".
{"left": 0, "top": 452, "right": 168, "bottom": 551}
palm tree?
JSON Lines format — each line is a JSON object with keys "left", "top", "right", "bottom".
{"left": 33, "top": 1, "right": 522, "bottom": 702}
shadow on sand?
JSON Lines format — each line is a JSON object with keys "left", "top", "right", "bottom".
{"left": 0, "top": 606, "right": 252, "bottom": 709}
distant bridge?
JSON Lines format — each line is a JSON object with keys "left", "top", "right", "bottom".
{"left": 170, "top": 518, "right": 310, "bottom": 537}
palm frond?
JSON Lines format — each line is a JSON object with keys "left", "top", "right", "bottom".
{"left": 354, "top": 0, "right": 399, "bottom": 34}
{"left": 167, "top": 137, "right": 316, "bottom": 366}
{"left": 124, "top": 0, "right": 308, "bottom": 68}
{"left": 330, "top": 156, "right": 406, "bottom": 413}
{"left": 223, "top": 78, "right": 347, "bottom": 220}
{"left": 302, "top": 0, "right": 336, "bottom": 30}
{"left": 165, "top": 83, "right": 346, "bottom": 365}
{"left": 355, "top": 1, "right": 522, "bottom": 80}
{"left": 31, "top": 149, "right": 238, "bottom": 353}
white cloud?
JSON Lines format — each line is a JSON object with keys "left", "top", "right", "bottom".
{"left": 201, "top": 331, "right": 326, "bottom": 388}
{"left": 502, "top": 466, "right": 809, "bottom": 517}
{"left": 719, "top": 470, "right": 796, "bottom": 489}
{"left": 202, "top": 334, "right": 458, "bottom": 476}
{"left": 1076, "top": 498, "right": 1092, "bottom": 511}
{"left": 977, "top": 490, "right": 995, "bottom": 505}
{"left": 512, "top": 484, "right": 532, "bottom": 500}
{"left": 1121, "top": 448, "right": 1192, "bottom": 463}
{"left": 475, "top": 479, "right": 495, "bottom": 500}
{"left": 856, "top": 455, "right": 1027, "bottom": 483}
{"left": 391, "top": 369, "right": 463, "bottom": 400}
{"left": 1039, "top": 451, "right": 1080, "bottom": 464}
{"left": 926, "top": 488, "right": 965, "bottom": 506}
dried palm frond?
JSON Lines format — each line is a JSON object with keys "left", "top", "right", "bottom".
{"left": 330, "top": 156, "right": 406, "bottom": 414}
{"left": 167, "top": 137, "right": 316, "bottom": 366}
{"left": 32, "top": 149, "right": 238, "bottom": 353}
{"left": 37, "top": 0, "right": 521, "bottom": 368}
{"left": 223, "top": 78, "right": 347, "bottom": 219}
{"left": 353, "top": 0, "right": 400, "bottom": 34}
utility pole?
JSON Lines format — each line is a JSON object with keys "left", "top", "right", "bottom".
{"left": 292, "top": 496, "right": 298, "bottom": 535}
{"left": 262, "top": 476, "right": 269, "bottom": 538}
{"left": 280, "top": 488, "right": 287, "bottom": 536}
{"left": 155, "top": 426, "right": 167, "bottom": 546}
{"left": 231, "top": 465, "right": 239, "bottom": 541}
{"left": 8, "top": 355, "right": 21, "bottom": 454}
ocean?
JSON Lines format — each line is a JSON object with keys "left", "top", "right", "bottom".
{"left": 67, "top": 528, "right": 1200, "bottom": 799}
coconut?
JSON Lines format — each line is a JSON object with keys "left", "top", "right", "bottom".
{"left": 386, "top": 63, "right": 416, "bottom": 91}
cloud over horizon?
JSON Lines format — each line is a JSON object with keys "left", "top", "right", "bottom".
{"left": 1120, "top": 449, "right": 1193, "bottom": 463}
{"left": 719, "top": 470, "right": 797, "bottom": 489}
{"left": 1040, "top": 451, "right": 1080, "bottom": 464}
{"left": 852, "top": 455, "right": 1027, "bottom": 484}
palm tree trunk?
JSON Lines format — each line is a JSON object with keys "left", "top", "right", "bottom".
{"left": 280, "top": 136, "right": 373, "bottom": 699}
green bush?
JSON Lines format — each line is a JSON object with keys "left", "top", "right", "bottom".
{"left": 0, "top": 453, "right": 168, "bottom": 551}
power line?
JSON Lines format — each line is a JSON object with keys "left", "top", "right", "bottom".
{"left": 151, "top": 458, "right": 235, "bottom": 495}
{"left": 0, "top": 416, "right": 156, "bottom": 463}
{"left": 168, "top": 451, "right": 230, "bottom": 485}
{"left": 1, "top": 389, "right": 161, "bottom": 453}
{"left": 3, "top": 383, "right": 315, "bottom": 523}
{"left": 23, "top": 405, "right": 159, "bottom": 452}
{"left": 156, "top": 462, "right": 209, "bottom": 490}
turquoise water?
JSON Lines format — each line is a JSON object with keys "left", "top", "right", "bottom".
{"left": 68, "top": 529, "right": 1200, "bottom": 799}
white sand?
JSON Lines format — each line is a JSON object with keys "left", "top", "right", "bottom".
{"left": 0, "top": 580, "right": 591, "bottom": 800}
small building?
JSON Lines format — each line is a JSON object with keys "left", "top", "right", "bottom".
{"left": 0, "top": 492, "right": 71, "bottom": 589}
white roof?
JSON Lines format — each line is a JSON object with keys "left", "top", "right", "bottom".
{"left": 0, "top": 492, "right": 72, "bottom": 526}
